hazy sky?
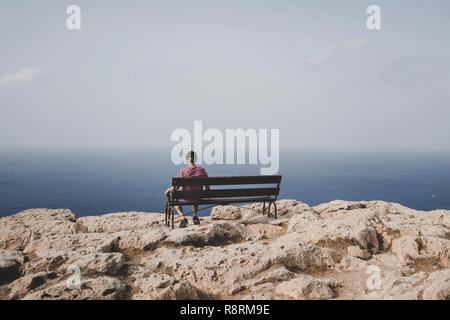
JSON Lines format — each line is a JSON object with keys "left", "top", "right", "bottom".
{"left": 0, "top": 0, "right": 449, "bottom": 152}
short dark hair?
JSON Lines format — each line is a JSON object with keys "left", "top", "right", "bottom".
{"left": 186, "top": 151, "right": 197, "bottom": 164}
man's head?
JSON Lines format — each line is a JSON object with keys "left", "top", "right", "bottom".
{"left": 186, "top": 151, "right": 197, "bottom": 164}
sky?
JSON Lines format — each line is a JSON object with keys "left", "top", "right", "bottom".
{"left": 0, "top": 0, "right": 449, "bottom": 152}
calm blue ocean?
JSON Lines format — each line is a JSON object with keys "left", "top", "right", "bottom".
{"left": 1, "top": 149, "right": 449, "bottom": 218}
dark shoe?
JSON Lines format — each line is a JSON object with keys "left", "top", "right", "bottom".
{"left": 179, "top": 218, "right": 188, "bottom": 228}
{"left": 193, "top": 216, "right": 200, "bottom": 225}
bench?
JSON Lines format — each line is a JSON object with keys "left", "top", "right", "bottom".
{"left": 165, "top": 175, "right": 282, "bottom": 229}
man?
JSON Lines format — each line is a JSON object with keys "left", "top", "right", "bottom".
{"left": 165, "top": 151, "right": 209, "bottom": 228}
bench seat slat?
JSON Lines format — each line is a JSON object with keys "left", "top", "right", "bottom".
{"left": 172, "top": 175, "right": 281, "bottom": 187}
{"left": 173, "top": 188, "right": 278, "bottom": 199}
{"left": 172, "top": 196, "right": 274, "bottom": 206}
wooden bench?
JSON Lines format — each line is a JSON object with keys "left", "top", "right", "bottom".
{"left": 165, "top": 175, "right": 282, "bottom": 228}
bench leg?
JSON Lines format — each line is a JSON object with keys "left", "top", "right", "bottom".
{"left": 267, "top": 201, "right": 272, "bottom": 217}
{"left": 262, "top": 201, "right": 266, "bottom": 216}
{"left": 273, "top": 201, "right": 277, "bottom": 219}
{"left": 165, "top": 202, "right": 169, "bottom": 227}
{"left": 171, "top": 206, "right": 175, "bottom": 229}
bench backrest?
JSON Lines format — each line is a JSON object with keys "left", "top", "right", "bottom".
{"left": 171, "top": 175, "right": 282, "bottom": 200}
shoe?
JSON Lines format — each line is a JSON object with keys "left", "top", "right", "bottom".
{"left": 179, "top": 218, "right": 188, "bottom": 228}
{"left": 193, "top": 216, "right": 200, "bottom": 225}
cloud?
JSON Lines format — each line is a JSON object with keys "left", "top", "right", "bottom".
{"left": 344, "top": 37, "right": 371, "bottom": 50}
{"left": 0, "top": 66, "right": 45, "bottom": 86}
{"left": 306, "top": 44, "right": 336, "bottom": 67}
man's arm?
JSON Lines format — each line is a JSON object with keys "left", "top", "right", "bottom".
{"left": 203, "top": 170, "right": 210, "bottom": 190}
{"left": 165, "top": 186, "right": 180, "bottom": 197}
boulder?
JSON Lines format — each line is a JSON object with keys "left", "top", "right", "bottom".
{"left": 0, "top": 249, "right": 24, "bottom": 284}
{"left": 422, "top": 270, "right": 450, "bottom": 300}
{"left": 276, "top": 275, "right": 338, "bottom": 300}
{"left": 22, "top": 276, "right": 128, "bottom": 300}
{"left": 0, "top": 209, "right": 78, "bottom": 251}
{"left": 132, "top": 273, "right": 198, "bottom": 300}
{"left": 115, "top": 227, "right": 167, "bottom": 252}
{"left": 347, "top": 246, "right": 371, "bottom": 260}
{"left": 78, "top": 211, "right": 165, "bottom": 233}
{"left": 8, "top": 271, "right": 58, "bottom": 299}
{"left": 165, "top": 221, "right": 247, "bottom": 247}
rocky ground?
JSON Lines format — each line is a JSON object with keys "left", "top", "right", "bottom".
{"left": 0, "top": 199, "right": 449, "bottom": 300}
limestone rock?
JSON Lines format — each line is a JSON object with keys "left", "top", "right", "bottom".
{"left": 165, "top": 221, "right": 247, "bottom": 247}
{"left": 78, "top": 211, "right": 164, "bottom": 233}
{"left": 276, "top": 275, "right": 337, "bottom": 300}
{"left": 422, "top": 270, "right": 450, "bottom": 300}
{"left": 22, "top": 276, "right": 128, "bottom": 300}
{"left": 0, "top": 209, "right": 78, "bottom": 251}
{"left": 0, "top": 199, "right": 448, "bottom": 300}
{"left": 115, "top": 227, "right": 166, "bottom": 252}
{"left": 8, "top": 271, "right": 58, "bottom": 299}
{"left": 22, "top": 233, "right": 125, "bottom": 276}
{"left": 0, "top": 249, "right": 24, "bottom": 284}
{"left": 211, "top": 200, "right": 312, "bottom": 221}
{"left": 132, "top": 272, "right": 198, "bottom": 300}
{"left": 347, "top": 246, "right": 371, "bottom": 260}
{"left": 211, "top": 206, "right": 243, "bottom": 220}
{"left": 313, "top": 200, "right": 367, "bottom": 214}
{"left": 287, "top": 210, "right": 380, "bottom": 252}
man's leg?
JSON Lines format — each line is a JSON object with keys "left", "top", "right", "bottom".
{"left": 175, "top": 206, "right": 185, "bottom": 217}
{"left": 175, "top": 206, "right": 188, "bottom": 228}
{"left": 192, "top": 205, "right": 200, "bottom": 225}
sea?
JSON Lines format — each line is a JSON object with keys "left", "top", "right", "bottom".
{"left": 1, "top": 149, "right": 449, "bottom": 218}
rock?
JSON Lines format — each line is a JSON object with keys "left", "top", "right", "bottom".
{"left": 78, "top": 212, "right": 164, "bottom": 233}
{"left": 0, "top": 199, "right": 448, "bottom": 300}
{"left": 362, "top": 271, "right": 428, "bottom": 300}
{"left": 21, "top": 233, "right": 125, "bottom": 276}
{"left": 228, "top": 285, "right": 246, "bottom": 296}
{"left": 211, "top": 206, "right": 243, "bottom": 220}
{"left": 245, "top": 267, "right": 296, "bottom": 286}
{"left": 241, "top": 292, "right": 273, "bottom": 300}
{"left": 0, "top": 209, "right": 78, "bottom": 251}
{"left": 0, "top": 249, "right": 24, "bottom": 284}
{"left": 245, "top": 216, "right": 272, "bottom": 224}
{"left": 419, "top": 236, "right": 450, "bottom": 267}
{"left": 401, "top": 266, "right": 416, "bottom": 277}
{"left": 211, "top": 200, "right": 312, "bottom": 221}
{"left": 313, "top": 200, "right": 367, "bottom": 214}
{"left": 269, "top": 217, "right": 290, "bottom": 226}
{"left": 115, "top": 228, "right": 166, "bottom": 252}
{"left": 347, "top": 246, "right": 371, "bottom": 260}
{"left": 245, "top": 224, "right": 284, "bottom": 240}
{"left": 8, "top": 271, "right": 57, "bottom": 299}
{"left": 392, "top": 237, "right": 420, "bottom": 257}
{"left": 165, "top": 221, "right": 247, "bottom": 247}
{"left": 22, "top": 276, "right": 128, "bottom": 300}
{"left": 287, "top": 210, "right": 380, "bottom": 252}
{"left": 422, "top": 270, "right": 450, "bottom": 300}
{"left": 286, "top": 210, "right": 320, "bottom": 233}
{"left": 275, "top": 275, "right": 337, "bottom": 300}
{"left": 137, "top": 234, "right": 341, "bottom": 297}
{"left": 132, "top": 273, "right": 198, "bottom": 300}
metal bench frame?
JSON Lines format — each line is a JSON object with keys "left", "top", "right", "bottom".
{"left": 165, "top": 175, "right": 282, "bottom": 229}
